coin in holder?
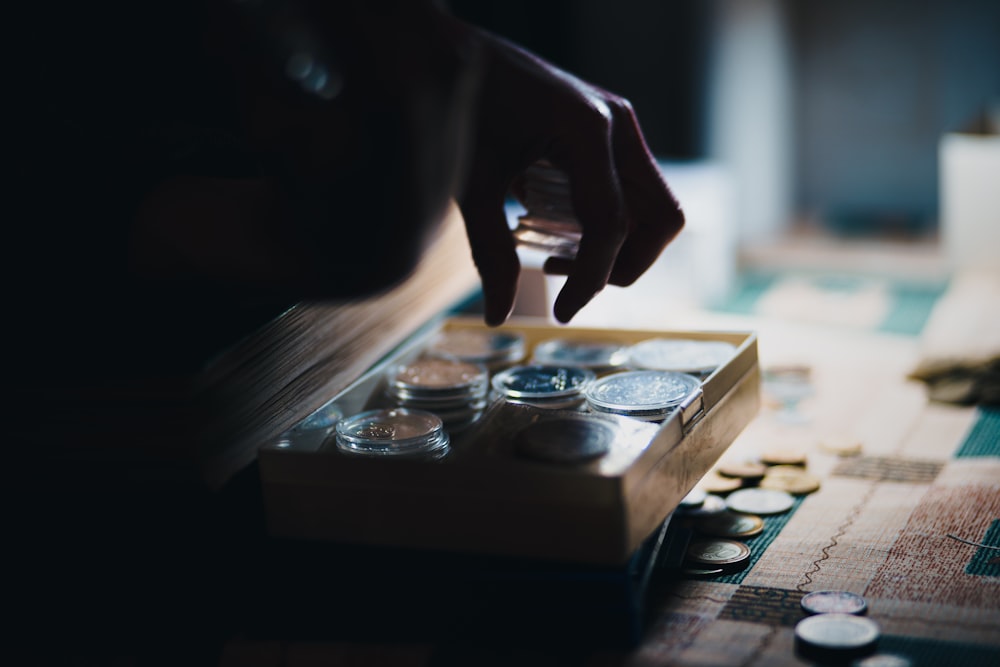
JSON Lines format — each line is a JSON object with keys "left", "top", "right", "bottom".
{"left": 627, "top": 338, "right": 737, "bottom": 375}
{"left": 335, "top": 408, "right": 450, "bottom": 460}
{"left": 492, "top": 364, "right": 595, "bottom": 409}
{"left": 532, "top": 338, "right": 629, "bottom": 371}
{"left": 427, "top": 328, "right": 526, "bottom": 370}
{"left": 386, "top": 357, "right": 489, "bottom": 429}
{"left": 514, "top": 414, "right": 618, "bottom": 464}
{"left": 584, "top": 370, "right": 700, "bottom": 421}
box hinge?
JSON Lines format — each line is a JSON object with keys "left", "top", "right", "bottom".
{"left": 679, "top": 387, "right": 705, "bottom": 435}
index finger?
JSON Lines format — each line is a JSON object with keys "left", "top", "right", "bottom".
{"left": 547, "top": 104, "right": 628, "bottom": 323}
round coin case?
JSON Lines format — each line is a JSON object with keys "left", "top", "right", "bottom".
{"left": 492, "top": 364, "right": 596, "bottom": 409}
{"left": 514, "top": 414, "right": 618, "bottom": 464}
{"left": 385, "top": 357, "right": 489, "bottom": 429}
{"left": 626, "top": 338, "right": 737, "bottom": 375}
{"left": 584, "top": 370, "right": 701, "bottom": 421}
{"left": 426, "top": 328, "right": 526, "bottom": 370}
{"left": 334, "top": 408, "right": 449, "bottom": 459}
{"left": 532, "top": 338, "right": 630, "bottom": 371}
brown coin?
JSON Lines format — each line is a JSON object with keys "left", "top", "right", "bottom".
{"left": 760, "top": 465, "right": 821, "bottom": 495}
{"left": 717, "top": 460, "right": 768, "bottom": 480}
{"left": 760, "top": 447, "right": 808, "bottom": 467}
{"left": 697, "top": 511, "right": 765, "bottom": 538}
{"left": 697, "top": 470, "right": 744, "bottom": 494}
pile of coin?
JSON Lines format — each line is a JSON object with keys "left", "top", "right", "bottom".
{"left": 385, "top": 357, "right": 490, "bottom": 430}
{"left": 511, "top": 160, "right": 581, "bottom": 259}
{"left": 794, "top": 591, "right": 887, "bottom": 663}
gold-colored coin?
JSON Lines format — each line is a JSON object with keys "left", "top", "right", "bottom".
{"left": 717, "top": 460, "right": 768, "bottom": 480}
{"left": 697, "top": 511, "right": 765, "bottom": 539}
{"left": 760, "top": 464, "right": 821, "bottom": 495}
{"left": 818, "top": 434, "right": 863, "bottom": 457}
{"left": 760, "top": 447, "right": 808, "bottom": 467}
{"left": 697, "top": 470, "right": 743, "bottom": 494}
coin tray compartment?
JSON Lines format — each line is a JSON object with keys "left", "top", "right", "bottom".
{"left": 259, "top": 316, "right": 759, "bottom": 565}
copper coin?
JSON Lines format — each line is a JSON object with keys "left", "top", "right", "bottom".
{"left": 698, "top": 471, "right": 744, "bottom": 494}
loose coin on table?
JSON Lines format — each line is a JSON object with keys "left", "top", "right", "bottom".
{"left": 679, "top": 487, "right": 708, "bottom": 509}
{"left": 697, "top": 470, "right": 744, "bottom": 494}
{"left": 801, "top": 590, "right": 868, "bottom": 615}
{"left": 760, "top": 446, "right": 809, "bottom": 467}
{"left": 760, "top": 464, "right": 822, "bottom": 495}
{"left": 795, "top": 613, "right": 880, "bottom": 660}
{"left": 726, "top": 488, "right": 795, "bottom": 515}
{"left": 717, "top": 460, "right": 769, "bottom": 482}
{"left": 677, "top": 493, "right": 728, "bottom": 518}
{"left": 819, "top": 433, "right": 864, "bottom": 457}
{"left": 685, "top": 538, "right": 751, "bottom": 571}
{"left": 697, "top": 511, "right": 765, "bottom": 539}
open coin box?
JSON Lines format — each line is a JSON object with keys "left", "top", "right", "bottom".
{"left": 259, "top": 316, "right": 760, "bottom": 568}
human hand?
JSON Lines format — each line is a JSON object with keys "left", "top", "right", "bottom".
{"left": 454, "top": 22, "right": 685, "bottom": 326}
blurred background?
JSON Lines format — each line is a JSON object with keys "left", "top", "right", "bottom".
{"left": 447, "top": 0, "right": 1000, "bottom": 330}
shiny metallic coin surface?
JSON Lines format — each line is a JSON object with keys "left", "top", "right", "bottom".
{"left": 726, "top": 488, "right": 795, "bottom": 515}
{"left": 760, "top": 465, "right": 822, "bottom": 495}
{"left": 697, "top": 511, "right": 765, "bottom": 539}
{"left": 532, "top": 338, "right": 629, "bottom": 369}
{"left": 682, "top": 567, "right": 725, "bottom": 578}
{"left": 676, "top": 493, "right": 728, "bottom": 517}
{"left": 800, "top": 590, "right": 868, "bottom": 616}
{"left": 679, "top": 487, "right": 708, "bottom": 508}
{"left": 627, "top": 338, "right": 737, "bottom": 374}
{"left": 795, "top": 613, "right": 880, "bottom": 651}
{"left": 685, "top": 538, "right": 751, "bottom": 567}
{"left": 515, "top": 416, "right": 617, "bottom": 464}
{"left": 428, "top": 329, "right": 525, "bottom": 366}
{"left": 335, "top": 408, "right": 449, "bottom": 459}
{"left": 585, "top": 370, "right": 700, "bottom": 414}
{"left": 493, "top": 365, "right": 595, "bottom": 400}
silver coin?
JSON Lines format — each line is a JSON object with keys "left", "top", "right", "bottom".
{"left": 725, "top": 488, "right": 795, "bottom": 515}
{"left": 801, "top": 590, "right": 868, "bottom": 616}
{"left": 628, "top": 338, "right": 737, "bottom": 374}
{"left": 679, "top": 487, "right": 708, "bottom": 508}
{"left": 585, "top": 370, "right": 700, "bottom": 416}
{"left": 515, "top": 416, "right": 617, "bottom": 464}
{"left": 428, "top": 329, "right": 525, "bottom": 366}
{"left": 677, "top": 493, "right": 728, "bottom": 517}
{"left": 532, "top": 339, "right": 629, "bottom": 369}
{"left": 685, "top": 538, "right": 751, "bottom": 567}
{"left": 492, "top": 365, "right": 595, "bottom": 399}
{"left": 795, "top": 613, "right": 880, "bottom": 651}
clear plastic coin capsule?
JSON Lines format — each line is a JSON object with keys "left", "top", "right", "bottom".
{"left": 491, "top": 364, "right": 596, "bottom": 409}
{"left": 426, "top": 329, "right": 526, "bottom": 370}
{"left": 627, "top": 338, "right": 737, "bottom": 375}
{"left": 334, "top": 408, "right": 450, "bottom": 459}
{"left": 385, "top": 357, "right": 489, "bottom": 429}
{"left": 584, "top": 370, "right": 701, "bottom": 421}
{"left": 531, "top": 338, "right": 629, "bottom": 371}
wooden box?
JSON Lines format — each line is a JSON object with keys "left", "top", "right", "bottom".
{"left": 258, "top": 317, "right": 760, "bottom": 566}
